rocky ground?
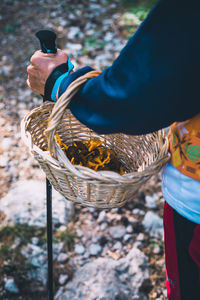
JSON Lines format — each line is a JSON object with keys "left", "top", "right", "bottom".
{"left": 0, "top": 0, "right": 168, "bottom": 299}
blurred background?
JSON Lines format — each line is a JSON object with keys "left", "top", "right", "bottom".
{"left": 0, "top": 0, "right": 168, "bottom": 299}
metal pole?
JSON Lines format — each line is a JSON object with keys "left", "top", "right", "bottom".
{"left": 35, "top": 30, "right": 58, "bottom": 300}
{"left": 46, "top": 178, "right": 53, "bottom": 300}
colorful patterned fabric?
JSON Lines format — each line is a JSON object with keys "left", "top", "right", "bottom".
{"left": 169, "top": 113, "right": 200, "bottom": 181}
{"left": 162, "top": 163, "right": 200, "bottom": 224}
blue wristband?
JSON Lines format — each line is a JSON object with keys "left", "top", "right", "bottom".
{"left": 51, "top": 59, "right": 74, "bottom": 102}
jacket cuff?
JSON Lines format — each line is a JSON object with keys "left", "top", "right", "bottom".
{"left": 57, "top": 66, "right": 94, "bottom": 105}
{"left": 44, "top": 59, "right": 74, "bottom": 101}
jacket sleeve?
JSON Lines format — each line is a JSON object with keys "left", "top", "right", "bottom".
{"left": 57, "top": 0, "right": 200, "bottom": 135}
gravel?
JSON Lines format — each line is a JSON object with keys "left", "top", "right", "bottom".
{"left": 0, "top": 0, "right": 166, "bottom": 299}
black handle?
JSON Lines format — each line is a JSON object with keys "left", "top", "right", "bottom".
{"left": 35, "top": 30, "right": 57, "bottom": 54}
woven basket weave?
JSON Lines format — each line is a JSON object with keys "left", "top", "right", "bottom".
{"left": 21, "top": 71, "right": 170, "bottom": 209}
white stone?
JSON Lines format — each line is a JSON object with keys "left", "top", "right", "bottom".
{"left": 109, "top": 3, "right": 117, "bottom": 8}
{"left": 55, "top": 245, "right": 149, "bottom": 300}
{"left": 0, "top": 180, "right": 74, "bottom": 228}
{"left": 74, "top": 243, "right": 85, "bottom": 255}
{"left": 59, "top": 274, "right": 69, "bottom": 285}
{"left": 76, "top": 229, "right": 83, "bottom": 237}
{"left": 50, "top": 11, "right": 57, "bottom": 18}
{"left": 59, "top": 19, "right": 69, "bottom": 27}
{"left": 109, "top": 225, "right": 126, "bottom": 239}
{"left": 97, "top": 210, "right": 107, "bottom": 223}
{"left": 4, "top": 278, "right": 19, "bottom": 294}
{"left": 53, "top": 242, "right": 64, "bottom": 255}
{"left": 8, "top": 166, "right": 18, "bottom": 177}
{"left": 0, "top": 155, "right": 9, "bottom": 167}
{"left": 21, "top": 243, "right": 43, "bottom": 260}
{"left": 2, "top": 55, "right": 7, "bottom": 61}
{"left": 10, "top": 237, "right": 21, "bottom": 250}
{"left": 126, "top": 225, "right": 133, "bottom": 233}
{"left": 84, "top": 22, "right": 94, "bottom": 31}
{"left": 67, "top": 26, "right": 80, "bottom": 39}
{"left": 99, "top": 222, "right": 108, "bottom": 231}
{"left": 21, "top": 243, "right": 47, "bottom": 286}
{"left": 57, "top": 253, "right": 69, "bottom": 264}
{"left": 122, "top": 12, "right": 141, "bottom": 26}
{"left": 153, "top": 245, "right": 161, "bottom": 254}
{"left": 102, "top": 19, "right": 113, "bottom": 27}
{"left": 145, "top": 195, "right": 157, "bottom": 208}
{"left": 31, "top": 237, "right": 39, "bottom": 245}
{"left": 136, "top": 233, "right": 144, "bottom": 241}
{"left": 89, "top": 4, "right": 101, "bottom": 10}
{"left": 104, "top": 32, "right": 114, "bottom": 42}
{"left": 0, "top": 65, "right": 13, "bottom": 76}
{"left": 132, "top": 208, "right": 145, "bottom": 216}
{"left": 163, "top": 289, "right": 168, "bottom": 297}
{"left": 68, "top": 13, "right": 76, "bottom": 20}
{"left": 85, "top": 29, "right": 95, "bottom": 36}
{"left": 1, "top": 137, "right": 13, "bottom": 150}
{"left": 142, "top": 211, "right": 164, "bottom": 240}
{"left": 112, "top": 241, "right": 122, "bottom": 251}
{"left": 65, "top": 42, "right": 82, "bottom": 51}
{"left": 123, "top": 234, "right": 132, "bottom": 242}
{"left": 89, "top": 243, "right": 102, "bottom": 256}
{"left": 95, "top": 53, "right": 112, "bottom": 64}
{"left": 57, "top": 225, "right": 67, "bottom": 232}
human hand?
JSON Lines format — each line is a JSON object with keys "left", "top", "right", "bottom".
{"left": 27, "top": 49, "right": 68, "bottom": 95}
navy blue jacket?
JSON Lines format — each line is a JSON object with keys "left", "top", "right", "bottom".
{"left": 45, "top": 0, "right": 200, "bottom": 135}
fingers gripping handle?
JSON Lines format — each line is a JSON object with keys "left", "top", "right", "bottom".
{"left": 35, "top": 30, "right": 57, "bottom": 54}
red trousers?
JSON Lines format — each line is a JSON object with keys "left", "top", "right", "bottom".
{"left": 164, "top": 202, "right": 200, "bottom": 300}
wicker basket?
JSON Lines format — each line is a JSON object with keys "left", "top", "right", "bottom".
{"left": 21, "top": 71, "right": 170, "bottom": 209}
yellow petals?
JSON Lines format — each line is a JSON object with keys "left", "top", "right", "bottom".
{"left": 87, "top": 138, "right": 104, "bottom": 152}
{"left": 55, "top": 134, "right": 68, "bottom": 150}
{"left": 55, "top": 134, "right": 125, "bottom": 174}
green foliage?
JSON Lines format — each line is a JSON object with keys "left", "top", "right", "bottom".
{"left": 132, "top": 7, "right": 150, "bottom": 21}
{"left": 122, "top": 0, "right": 157, "bottom": 9}
{"left": 0, "top": 245, "right": 10, "bottom": 257}
{"left": 0, "top": 225, "right": 39, "bottom": 295}
{"left": 56, "top": 230, "right": 76, "bottom": 252}
{"left": 82, "top": 34, "right": 107, "bottom": 55}
{"left": 4, "top": 23, "right": 20, "bottom": 34}
{"left": 1, "top": 295, "right": 11, "bottom": 300}
{"left": 84, "top": 37, "right": 107, "bottom": 48}
{"left": 149, "top": 238, "right": 163, "bottom": 249}
{"left": 85, "top": 37, "right": 99, "bottom": 47}
{"left": 120, "top": 0, "right": 157, "bottom": 20}
{"left": 0, "top": 225, "right": 46, "bottom": 247}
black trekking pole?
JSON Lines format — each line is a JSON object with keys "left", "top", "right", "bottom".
{"left": 35, "top": 30, "right": 57, "bottom": 300}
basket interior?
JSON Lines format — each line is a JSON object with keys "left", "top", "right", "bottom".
{"left": 27, "top": 102, "right": 164, "bottom": 173}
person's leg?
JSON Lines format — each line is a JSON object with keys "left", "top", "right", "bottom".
{"left": 164, "top": 202, "right": 181, "bottom": 300}
{"left": 189, "top": 225, "right": 200, "bottom": 282}
{"left": 163, "top": 202, "right": 200, "bottom": 300}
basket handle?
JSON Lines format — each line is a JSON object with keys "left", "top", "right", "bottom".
{"left": 45, "top": 70, "right": 101, "bottom": 155}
